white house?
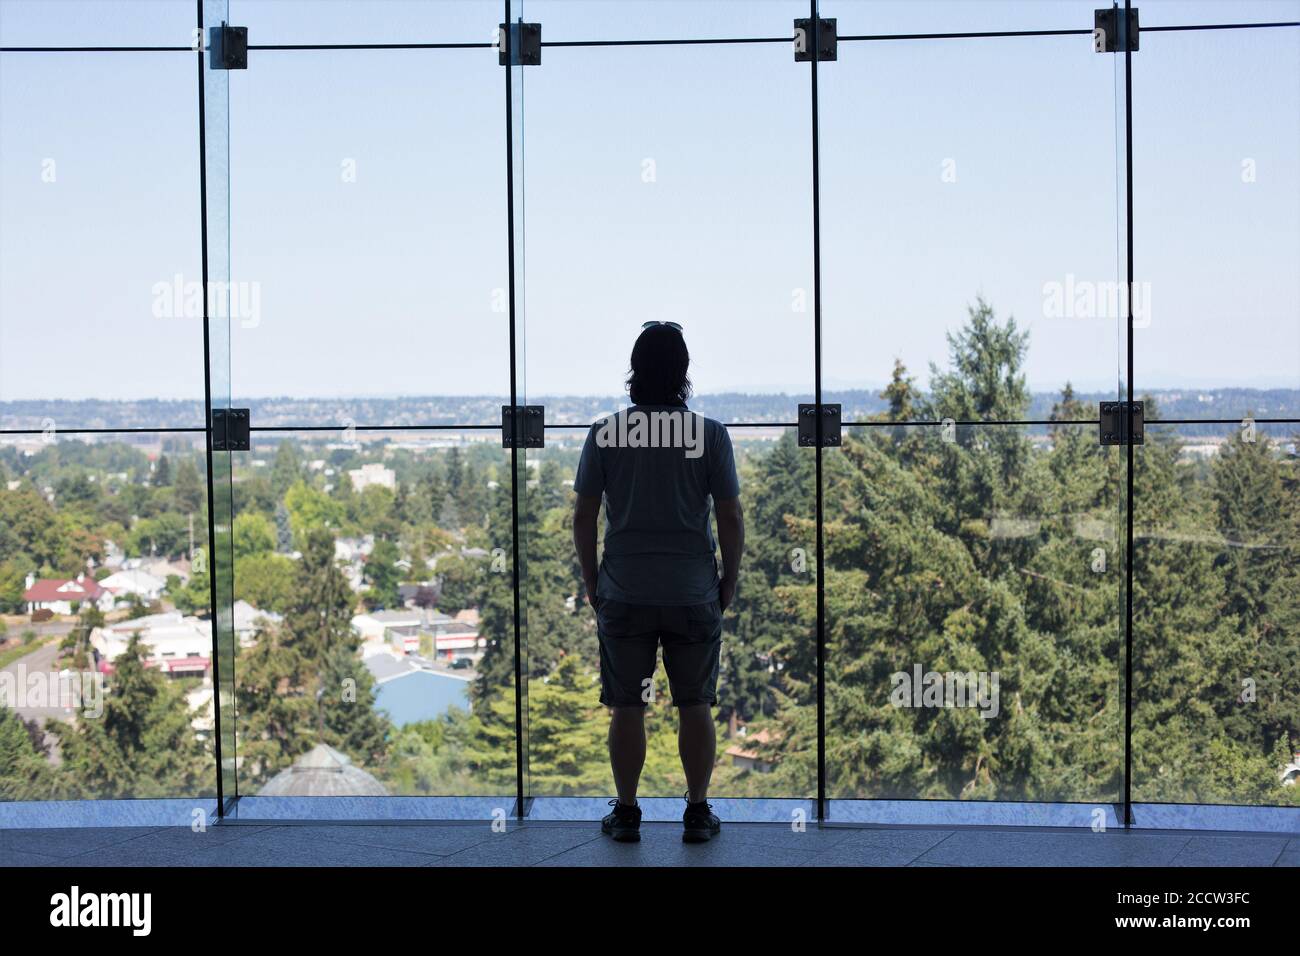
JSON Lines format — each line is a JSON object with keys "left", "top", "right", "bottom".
{"left": 348, "top": 463, "right": 396, "bottom": 493}
{"left": 99, "top": 568, "right": 167, "bottom": 603}
{"left": 351, "top": 609, "right": 426, "bottom": 646}
{"left": 232, "top": 599, "right": 280, "bottom": 644}
{"left": 90, "top": 611, "right": 211, "bottom": 677}
{"left": 23, "top": 574, "right": 115, "bottom": 615}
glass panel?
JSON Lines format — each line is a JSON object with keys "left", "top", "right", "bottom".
{"left": 820, "top": 24, "right": 1125, "bottom": 409}
{"left": 0, "top": 0, "right": 194, "bottom": 47}
{"left": 820, "top": 0, "right": 1101, "bottom": 35}
{"left": 821, "top": 7, "right": 1127, "bottom": 806}
{"left": 823, "top": 421, "right": 1124, "bottom": 803}
{"left": 1132, "top": 420, "right": 1299, "bottom": 806}
{"left": 1133, "top": 22, "right": 1300, "bottom": 414}
{"left": 230, "top": 0, "right": 498, "bottom": 47}
{"left": 226, "top": 429, "right": 515, "bottom": 799}
{"left": 519, "top": 8, "right": 816, "bottom": 802}
{"left": 518, "top": 35, "right": 812, "bottom": 425}
{"left": 1141, "top": 0, "right": 1300, "bottom": 27}
{"left": 226, "top": 45, "right": 507, "bottom": 424}
{"left": 0, "top": 48, "right": 203, "bottom": 427}
{"left": 0, "top": 430, "right": 216, "bottom": 801}
{"left": 521, "top": 421, "right": 817, "bottom": 799}
{"left": 203, "top": 0, "right": 238, "bottom": 809}
{"left": 523, "top": 0, "right": 792, "bottom": 42}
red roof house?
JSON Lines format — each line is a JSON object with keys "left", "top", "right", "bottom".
{"left": 23, "top": 574, "right": 113, "bottom": 614}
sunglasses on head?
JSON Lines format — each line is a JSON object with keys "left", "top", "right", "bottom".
{"left": 641, "top": 321, "right": 683, "bottom": 332}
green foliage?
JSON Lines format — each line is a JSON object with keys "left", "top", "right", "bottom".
{"left": 49, "top": 635, "right": 213, "bottom": 798}
{"left": 233, "top": 552, "right": 298, "bottom": 614}
{"left": 3, "top": 301, "right": 1296, "bottom": 809}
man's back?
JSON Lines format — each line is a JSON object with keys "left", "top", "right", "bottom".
{"left": 573, "top": 403, "right": 739, "bottom": 606}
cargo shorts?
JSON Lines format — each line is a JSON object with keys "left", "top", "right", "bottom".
{"left": 595, "top": 598, "right": 724, "bottom": 708}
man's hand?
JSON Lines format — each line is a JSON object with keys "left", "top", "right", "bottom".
{"left": 714, "top": 497, "right": 744, "bottom": 614}
{"left": 719, "top": 576, "right": 737, "bottom": 613}
{"left": 573, "top": 493, "right": 602, "bottom": 614}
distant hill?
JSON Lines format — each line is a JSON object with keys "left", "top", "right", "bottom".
{"left": 2, "top": 388, "right": 1297, "bottom": 434}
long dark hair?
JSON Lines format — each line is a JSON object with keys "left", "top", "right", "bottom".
{"left": 625, "top": 325, "right": 692, "bottom": 406}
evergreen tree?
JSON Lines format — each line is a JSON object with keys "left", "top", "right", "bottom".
{"left": 50, "top": 635, "right": 211, "bottom": 798}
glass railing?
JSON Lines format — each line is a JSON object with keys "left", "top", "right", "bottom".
{"left": 1, "top": 0, "right": 1296, "bottom": 827}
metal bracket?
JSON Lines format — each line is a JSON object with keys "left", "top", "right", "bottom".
{"left": 794, "top": 17, "right": 837, "bottom": 62}
{"left": 209, "top": 22, "right": 248, "bottom": 70}
{"left": 798, "top": 403, "right": 841, "bottom": 447}
{"left": 1093, "top": 7, "right": 1139, "bottom": 53}
{"left": 1099, "top": 401, "right": 1144, "bottom": 446}
{"left": 499, "top": 21, "right": 541, "bottom": 66}
{"left": 212, "top": 408, "right": 250, "bottom": 451}
{"left": 502, "top": 405, "right": 545, "bottom": 448}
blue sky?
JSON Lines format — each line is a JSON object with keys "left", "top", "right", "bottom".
{"left": 1, "top": 0, "right": 1297, "bottom": 405}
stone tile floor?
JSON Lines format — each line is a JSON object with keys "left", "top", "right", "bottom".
{"left": 1, "top": 822, "right": 1296, "bottom": 867}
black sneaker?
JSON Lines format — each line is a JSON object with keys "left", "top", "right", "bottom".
{"left": 601, "top": 799, "right": 642, "bottom": 842}
{"left": 682, "top": 794, "right": 721, "bottom": 843}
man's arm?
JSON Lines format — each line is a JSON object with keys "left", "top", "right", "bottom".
{"left": 573, "top": 493, "right": 602, "bottom": 608}
{"left": 714, "top": 495, "right": 744, "bottom": 611}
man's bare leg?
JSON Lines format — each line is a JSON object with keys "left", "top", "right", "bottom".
{"left": 609, "top": 706, "right": 646, "bottom": 805}
{"left": 678, "top": 703, "right": 715, "bottom": 804}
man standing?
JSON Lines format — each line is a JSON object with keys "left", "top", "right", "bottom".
{"left": 573, "top": 322, "right": 744, "bottom": 843}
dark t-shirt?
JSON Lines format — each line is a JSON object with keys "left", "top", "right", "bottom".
{"left": 573, "top": 404, "right": 740, "bottom": 606}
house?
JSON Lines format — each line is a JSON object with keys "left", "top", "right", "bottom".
{"left": 397, "top": 582, "right": 440, "bottom": 608}
{"left": 351, "top": 608, "right": 426, "bottom": 645}
{"left": 99, "top": 568, "right": 167, "bottom": 603}
{"left": 232, "top": 599, "right": 280, "bottom": 644}
{"left": 428, "top": 620, "right": 483, "bottom": 661}
{"left": 23, "top": 574, "right": 114, "bottom": 615}
{"left": 365, "top": 653, "right": 471, "bottom": 726}
{"left": 723, "top": 728, "right": 778, "bottom": 774}
{"left": 349, "top": 608, "right": 483, "bottom": 659}
{"left": 90, "top": 611, "right": 211, "bottom": 677}
{"left": 348, "top": 463, "right": 396, "bottom": 492}
{"left": 335, "top": 535, "right": 373, "bottom": 564}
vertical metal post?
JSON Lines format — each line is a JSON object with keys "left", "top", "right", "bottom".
{"left": 1121, "top": 0, "right": 1136, "bottom": 829}
{"left": 195, "top": 0, "right": 226, "bottom": 817}
{"left": 809, "top": 0, "right": 827, "bottom": 824}
{"left": 503, "top": 0, "right": 528, "bottom": 821}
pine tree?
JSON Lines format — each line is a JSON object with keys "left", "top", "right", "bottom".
{"left": 50, "top": 635, "right": 212, "bottom": 798}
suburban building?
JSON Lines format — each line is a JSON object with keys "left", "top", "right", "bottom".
{"left": 90, "top": 611, "right": 211, "bottom": 677}
{"left": 723, "top": 728, "right": 778, "bottom": 774}
{"left": 99, "top": 568, "right": 167, "bottom": 603}
{"left": 365, "top": 653, "right": 471, "bottom": 726}
{"left": 23, "top": 574, "right": 114, "bottom": 615}
{"left": 347, "top": 463, "right": 396, "bottom": 492}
